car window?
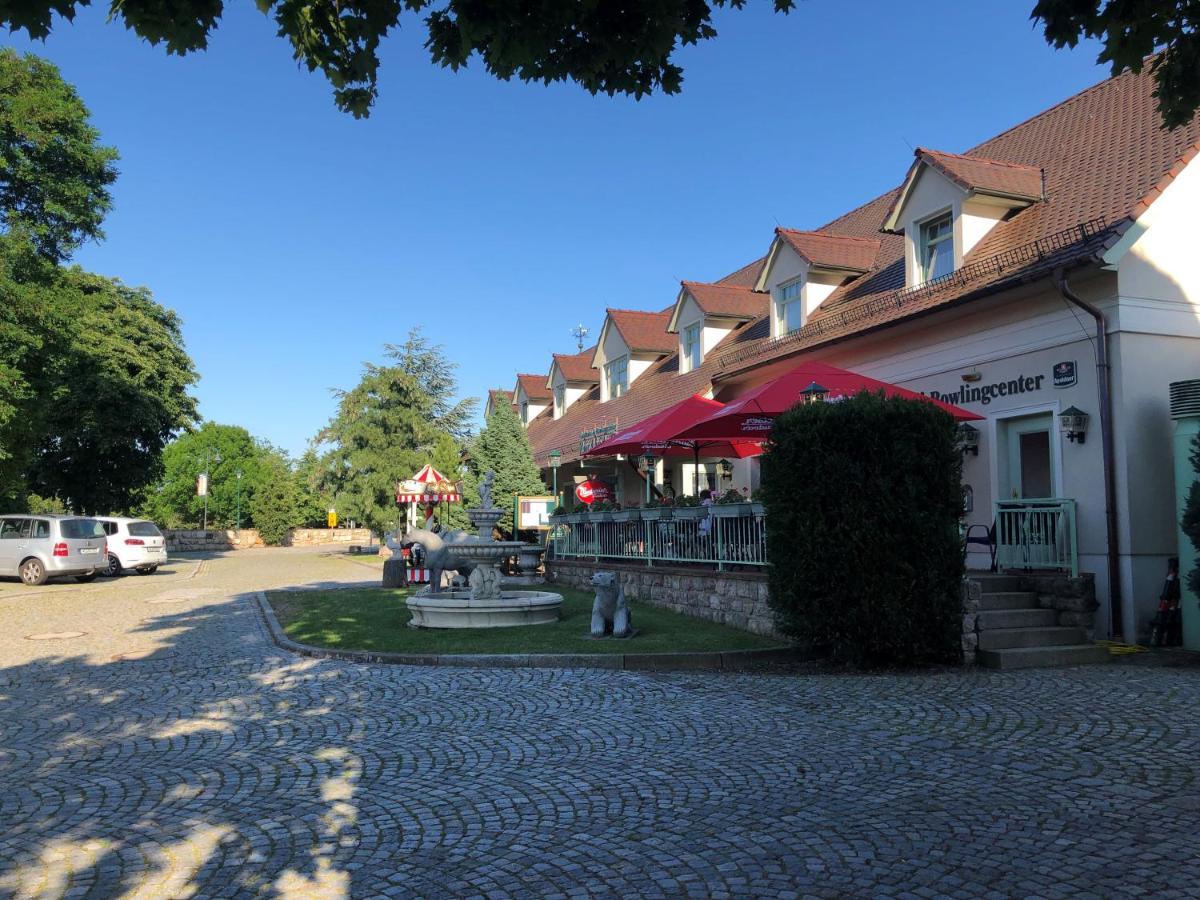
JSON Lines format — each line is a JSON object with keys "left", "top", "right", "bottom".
{"left": 128, "top": 521, "right": 162, "bottom": 537}
{"left": 0, "top": 519, "right": 26, "bottom": 540}
{"left": 30, "top": 519, "right": 50, "bottom": 539}
{"left": 60, "top": 518, "right": 105, "bottom": 539}
{"left": 102, "top": 521, "right": 118, "bottom": 536}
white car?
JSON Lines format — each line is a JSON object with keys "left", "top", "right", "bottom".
{"left": 94, "top": 517, "right": 168, "bottom": 577}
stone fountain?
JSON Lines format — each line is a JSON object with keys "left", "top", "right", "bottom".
{"left": 405, "top": 471, "right": 563, "bottom": 628}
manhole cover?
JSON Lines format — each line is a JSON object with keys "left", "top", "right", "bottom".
{"left": 26, "top": 631, "right": 87, "bottom": 641}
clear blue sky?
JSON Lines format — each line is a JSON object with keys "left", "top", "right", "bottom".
{"left": 10, "top": 2, "right": 1106, "bottom": 457}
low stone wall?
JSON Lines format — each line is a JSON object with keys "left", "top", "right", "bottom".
{"left": 547, "top": 559, "right": 776, "bottom": 636}
{"left": 164, "top": 528, "right": 375, "bottom": 552}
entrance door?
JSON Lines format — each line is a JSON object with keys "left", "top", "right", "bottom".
{"left": 1003, "top": 414, "right": 1056, "bottom": 499}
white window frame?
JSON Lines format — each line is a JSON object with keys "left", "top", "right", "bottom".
{"left": 605, "top": 356, "right": 629, "bottom": 400}
{"left": 918, "top": 210, "right": 954, "bottom": 283}
{"left": 775, "top": 278, "right": 803, "bottom": 336}
{"left": 682, "top": 322, "right": 703, "bottom": 372}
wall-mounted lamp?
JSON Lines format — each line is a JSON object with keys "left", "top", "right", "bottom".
{"left": 957, "top": 422, "right": 980, "bottom": 456}
{"left": 717, "top": 458, "right": 733, "bottom": 479}
{"left": 800, "top": 382, "right": 830, "bottom": 405}
{"left": 1059, "top": 406, "right": 1089, "bottom": 444}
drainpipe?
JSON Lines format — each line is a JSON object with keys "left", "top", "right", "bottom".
{"left": 1054, "top": 268, "right": 1130, "bottom": 641}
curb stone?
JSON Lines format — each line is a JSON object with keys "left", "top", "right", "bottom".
{"left": 255, "top": 592, "right": 804, "bottom": 672}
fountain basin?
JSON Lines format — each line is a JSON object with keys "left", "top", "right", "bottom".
{"left": 407, "top": 590, "right": 563, "bottom": 629}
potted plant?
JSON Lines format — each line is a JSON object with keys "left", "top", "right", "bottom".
{"left": 611, "top": 502, "right": 640, "bottom": 523}
{"left": 641, "top": 496, "right": 674, "bottom": 520}
{"left": 554, "top": 505, "right": 583, "bottom": 525}
{"left": 590, "top": 500, "right": 616, "bottom": 522}
{"left": 671, "top": 494, "right": 708, "bottom": 520}
{"left": 711, "top": 488, "right": 754, "bottom": 518}
{"left": 750, "top": 487, "right": 766, "bottom": 518}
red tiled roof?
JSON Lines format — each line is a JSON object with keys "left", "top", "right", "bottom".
{"left": 529, "top": 62, "right": 1200, "bottom": 460}
{"left": 775, "top": 228, "right": 881, "bottom": 273}
{"left": 515, "top": 373, "right": 552, "bottom": 401}
{"left": 551, "top": 347, "right": 599, "bottom": 383}
{"left": 680, "top": 281, "right": 768, "bottom": 322}
{"left": 606, "top": 309, "right": 675, "bottom": 354}
{"left": 920, "top": 148, "right": 1044, "bottom": 200}
{"left": 716, "top": 256, "right": 766, "bottom": 287}
{"left": 717, "top": 61, "right": 1200, "bottom": 375}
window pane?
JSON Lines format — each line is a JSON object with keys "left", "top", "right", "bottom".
{"left": 785, "top": 300, "right": 802, "bottom": 333}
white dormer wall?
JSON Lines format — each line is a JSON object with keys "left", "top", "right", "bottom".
{"left": 763, "top": 244, "right": 809, "bottom": 338}
{"left": 549, "top": 365, "right": 592, "bottom": 419}
{"left": 512, "top": 383, "right": 549, "bottom": 425}
{"left": 595, "top": 322, "right": 629, "bottom": 402}
{"left": 806, "top": 272, "right": 844, "bottom": 317}
{"left": 900, "top": 168, "right": 1011, "bottom": 288}
{"left": 675, "top": 294, "right": 739, "bottom": 373}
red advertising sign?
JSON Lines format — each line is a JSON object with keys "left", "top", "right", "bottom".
{"left": 574, "top": 479, "right": 613, "bottom": 505}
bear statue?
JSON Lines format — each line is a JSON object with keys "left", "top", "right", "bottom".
{"left": 590, "top": 571, "right": 633, "bottom": 638}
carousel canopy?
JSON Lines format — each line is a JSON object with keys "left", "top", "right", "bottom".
{"left": 396, "top": 464, "right": 462, "bottom": 504}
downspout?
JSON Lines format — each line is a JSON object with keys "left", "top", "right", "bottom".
{"left": 1054, "top": 268, "right": 1130, "bottom": 641}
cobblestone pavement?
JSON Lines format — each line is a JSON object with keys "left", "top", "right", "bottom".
{"left": 1, "top": 549, "right": 1198, "bottom": 898}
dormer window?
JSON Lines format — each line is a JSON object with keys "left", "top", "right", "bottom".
{"left": 554, "top": 383, "right": 565, "bottom": 416}
{"left": 682, "top": 323, "right": 702, "bottom": 372}
{"left": 520, "top": 401, "right": 529, "bottom": 423}
{"left": 776, "top": 278, "right": 803, "bottom": 335}
{"left": 605, "top": 356, "right": 628, "bottom": 399}
{"left": 919, "top": 212, "right": 954, "bottom": 282}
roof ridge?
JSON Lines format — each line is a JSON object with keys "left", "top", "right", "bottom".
{"left": 682, "top": 279, "right": 755, "bottom": 289}
{"left": 778, "top": 227, "right": 882, "bottom": 243}
{"left": 607, "top": 307, "right": 671, "bottom": 317}
{"left": 919, "top": 147, "right": 1042, "bottom": 171}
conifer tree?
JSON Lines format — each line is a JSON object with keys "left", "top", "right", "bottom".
{"left": 467, "top": 401, "right": 547, "bottom": 536}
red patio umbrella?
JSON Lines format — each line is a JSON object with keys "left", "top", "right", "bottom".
{"left": 672, "top": 362, "right": 982, "bottom": 442}
{"left": 585, "top": 394, "right": 762, "bottom": 496}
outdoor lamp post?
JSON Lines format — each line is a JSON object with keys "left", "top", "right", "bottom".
{"left": 641, "top": 451, "right": 659, "bottom": 504}
{"left": 549, "top": 449, "right": 562, "bottom": 502}
{"left": 235, "top": 469, "right": 243, "bottom": 532}
{"left": 200, "top": 449, "right": 221, "bottom": 530}
{"left": 1060, "top": 406, "right": 1090, "bottom": 444}
{"left": 957, "top": 423, "right": 981, "bottom": 456}
{"left": 800, "top": 382, "right": 830, "bottom": 405}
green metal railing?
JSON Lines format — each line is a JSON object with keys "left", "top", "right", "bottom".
{"left": 994, "top": 498, "right": 1078, "bottom": 577}
{"left": 548, "top": 506, "right": 767, "bottom": 570}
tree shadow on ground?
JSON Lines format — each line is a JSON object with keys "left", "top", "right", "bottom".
{"left": 0, "top": 594, "right": 365, "bottom": 898}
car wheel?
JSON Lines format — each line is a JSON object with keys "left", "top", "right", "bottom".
{"left": 103, "top": 554, "right": 123, "bottom": 577}
{"left": 19, "top": 558, "right": 47, "bottom": 586}
{"left": 136, "top": 565, "right": 157, "bottom": 575}
{"left": 75, "top": 572, "right": 98, "bottom": 583}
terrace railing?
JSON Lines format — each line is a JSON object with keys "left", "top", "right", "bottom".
{"left": 994, "top": 498, "right": 1078, "bottom": 577}
{"left": 548, "top": 505, "right": 767, "bottom": 570}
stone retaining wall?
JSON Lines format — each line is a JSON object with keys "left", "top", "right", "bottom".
{"left": 164, "top": 528, "right": 375, "bottom": 552}
{"left": 547, "top": 559, "right": 776, "bottom": 636}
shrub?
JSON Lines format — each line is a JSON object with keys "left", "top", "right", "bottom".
{"left": 761, "top": 391, "right": 964, "bottom": 665}
{"left": 1180, "top": 435, "right": 1200, "bottom": 596}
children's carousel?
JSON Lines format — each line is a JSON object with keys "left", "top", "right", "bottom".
{"left": 394, "top": 464, "right": 462, "bottom": 584}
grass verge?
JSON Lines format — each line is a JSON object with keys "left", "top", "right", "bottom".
{"left": 266, "top": 586, "right": 783, "bottom": 656}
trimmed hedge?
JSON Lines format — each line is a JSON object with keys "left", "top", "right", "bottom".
{"left": 761, "top": 392, "right": 964, "bottom": 665}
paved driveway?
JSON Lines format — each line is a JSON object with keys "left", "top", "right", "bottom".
{"left": 1, "top": 549, "right": 1197, "bottom": 898}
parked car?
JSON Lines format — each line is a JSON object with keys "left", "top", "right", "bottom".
{"left": 93, "top": 517, "right": 167, "bottom": 577}
{"left": 0, "top": 515, "right": 107, "bottom": 585}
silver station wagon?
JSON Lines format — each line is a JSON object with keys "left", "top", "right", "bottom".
{"left": 0, "top": 515, "right": 107, "bottom": 585}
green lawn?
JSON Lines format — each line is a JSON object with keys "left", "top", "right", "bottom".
{"left": 267, "top": 586, "right": 784, "bottom": 656}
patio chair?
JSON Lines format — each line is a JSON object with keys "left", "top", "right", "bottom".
{"left": 962, "top": 522, "right": 997, "bottom": 572}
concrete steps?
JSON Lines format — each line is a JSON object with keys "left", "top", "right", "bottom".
{"left": 977, "top": 608, "right": 1059, "bottom": 630}
{"left": 971, "top": 576, "right": 1108, "bottom": 671}
{"left": 978, "top": 644, "right": 1110, "bottom": 670}
{"left": 979, "top": 626, "right": 1087, "bottom": 650}
{"left": 979, "top": 591, "right": 1040, "bottom": 611}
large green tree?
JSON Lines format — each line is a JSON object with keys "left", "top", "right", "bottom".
{"left": 141, "top": 423, "right": 273, "bottom": 529}
{"left": 466, "top": 399, "right": 547, "bottom": 536}
{"left": 315, "top": 336, "right": 475, "bottom": 536}
{"left": 2, "top": 2, "right": 1196, "bottom": 127}
{"left": 0, "top": 48, "right": 118, "bottom": 262}
{"left": 249, "top": 453, "right": 301, "bottom": 545}
{"left": 26, "top": 269, "right": 198, "bottom": 513}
